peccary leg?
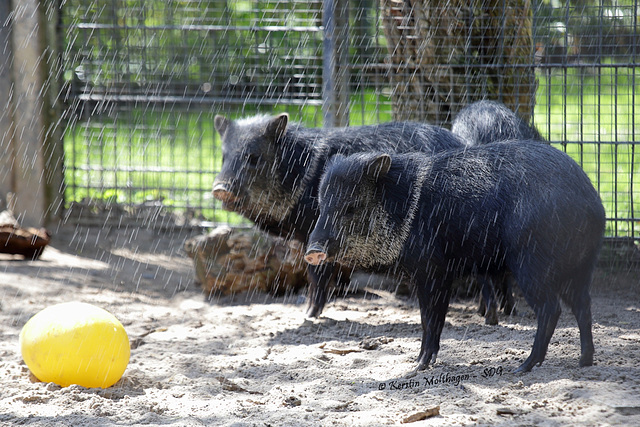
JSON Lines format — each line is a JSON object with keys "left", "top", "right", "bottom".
{"left": 571, "top": 291, "right": 594, "bottom": 367}
{"left": 514, "top": 283, "right": 562, "bottom": 373}
{"left": 477, "top": 294, "right": 487, "bottom": 316}
{"left": 561, "top": 275, "right": 595, "bottom": 367}
{"left": 306, "top": 262, "right": 341, "bottom": 318}
{"left": 500, "top": 274, "right": 517, "bottom": 316}
{"left": 478, "top": 276, "right": 499, "bottom": 325}
{"left": 478, "top": 274, "right": 516, "bottom": 324}
{"left": 415, "top": 278, "right": 452, "bottom": 371}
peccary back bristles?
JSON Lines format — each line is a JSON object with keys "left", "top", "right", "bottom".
{"left": 452, "top": 100, "right": 543, "bottom": 145}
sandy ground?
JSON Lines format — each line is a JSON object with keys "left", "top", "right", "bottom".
{"left": 1, "top": 225, "right": 639, "bottom": 426}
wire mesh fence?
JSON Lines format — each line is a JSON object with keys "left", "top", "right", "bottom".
{"left": 59, "top": 0, "right": 639, "bottom": 240}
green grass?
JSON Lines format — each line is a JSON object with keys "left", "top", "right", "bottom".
{"left": 63, "top": 93, "right": 391, "bottom": 225}
{"left": 64, "top": 109, "right": 231, "bottom": 223}
{"left": 65, "top": 76, "right": 640, "bottom": 238}
{"left": 535, "top": 66, "right": 639, "bottom": 143}
{"left": 535, "top": 66, "right": 640, "bottom": 238}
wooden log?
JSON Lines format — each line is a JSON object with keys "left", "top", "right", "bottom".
{"left": 184, "top": 226, "right": 308, "bottom": 296}
{"left": 0, "top": 210, "right": 51, "bottom": 260}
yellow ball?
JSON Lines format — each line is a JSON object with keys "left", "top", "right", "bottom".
{"left": 19, "top": 302, "right": 130, "bottom": 388}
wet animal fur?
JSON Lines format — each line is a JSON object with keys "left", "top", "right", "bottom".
{"left": 309, "top": 141, "right": 605, "bottom": 372}
{"left": 452, "top": 100, "right": 543, "bottom": 145}
{"left": 213, "top": 113, "right": 465, "bottom": 316}
{"left": 451, "top": 100, "right": 543, "bottom": 323}
{"left": 214, "top": 114, "right": 464, "bottom": 239}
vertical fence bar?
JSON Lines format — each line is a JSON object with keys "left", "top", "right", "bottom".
{"left": 631, "top": 0, "right": 638, "bottom": 239}
{"left": 322, "top": 0, "right": 350, "bottom": 127}
{"left": 40, "top": 0, "right": 66, "bottom": 223}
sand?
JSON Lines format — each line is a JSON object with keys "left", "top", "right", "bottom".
{"left": 1, "top": 225, "right": 639, "bottom": 426}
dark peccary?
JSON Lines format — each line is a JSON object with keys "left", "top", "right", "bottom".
{"left": 452, "top": 100, "right": 543, "bottom": 323}
{"left": 305, "top": 141, "right": 605, "bottom": 372}
{"left": 452, "top": 100, "right": 543, "bottom": 146}
{"left": 212, "top": 113, "right": 465, "bottom": 317}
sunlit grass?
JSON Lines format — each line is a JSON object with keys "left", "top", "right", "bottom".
{"left": 64, "top": 109, "right": 241, "bottom": 224}
{"left": 536, "top": 66, "right": 640, "bottom": 238}
{"left": 535, "top": 66, "right": 640, "bottom": 143}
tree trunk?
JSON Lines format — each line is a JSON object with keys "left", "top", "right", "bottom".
{"left": 380, "top": 0, "right": 536, "bottom": 125}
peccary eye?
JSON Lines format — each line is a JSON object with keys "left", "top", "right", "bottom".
{"left": 246, "top": 154, "right": 260, "bottom": 167}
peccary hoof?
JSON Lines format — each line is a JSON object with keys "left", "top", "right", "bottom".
{"left": 579, "top": 351, "right": 594, "bottom": 367}
{"left": 484, "top": 307, "right": 499, "bottom": 326}
{"left": 305, "top": 303, "right": 323, "bottom": 318}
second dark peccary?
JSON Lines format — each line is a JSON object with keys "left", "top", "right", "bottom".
{"left": 211, "top": 113, "right": 466, "bottom": 316}
{"left": 452, "top": 100, "right": 544, "bottom": 323}
{"left": 305, "top": 141, "right": 605, "bottom": 372}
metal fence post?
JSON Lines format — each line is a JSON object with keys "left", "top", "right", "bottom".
{"left": 322, "top": 0, "right": 350, "bottom": 127}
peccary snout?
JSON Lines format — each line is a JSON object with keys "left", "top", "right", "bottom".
{"left": 212, "top": 182, "right": 236, "bottom": 203}
{"left": 305, "top": 244, "right": 327, "bottom": 265}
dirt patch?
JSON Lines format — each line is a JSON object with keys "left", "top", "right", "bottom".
{"left": 1, "top": 225, "right": 639, "bottom": 426}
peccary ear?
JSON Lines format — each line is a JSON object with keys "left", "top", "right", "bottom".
{"left": 214, "top": 115, "right": 230, "bottom": 136}
{"left": 266, "top": 113, "right": 289, "bottom": 141}
{"left": 367, "top": 154, "right": 392, "bottom": 179}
